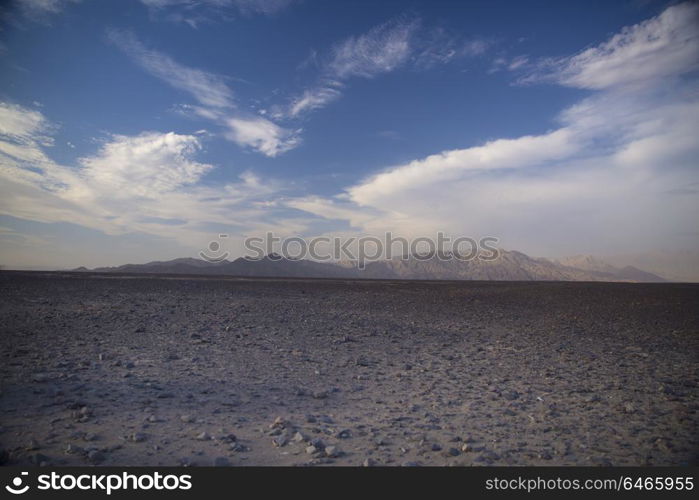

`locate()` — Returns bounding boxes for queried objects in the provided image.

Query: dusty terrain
[0,272,697,466]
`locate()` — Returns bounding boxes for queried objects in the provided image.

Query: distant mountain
[89,254,357,279]
[74,250,667,282]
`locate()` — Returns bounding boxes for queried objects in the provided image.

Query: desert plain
[0,272,697,466]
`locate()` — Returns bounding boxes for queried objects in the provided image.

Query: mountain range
[72,250,668,282]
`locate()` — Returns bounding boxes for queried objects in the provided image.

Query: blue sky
[0,0,698,275]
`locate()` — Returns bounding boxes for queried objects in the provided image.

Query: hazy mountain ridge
[75,250,667,282]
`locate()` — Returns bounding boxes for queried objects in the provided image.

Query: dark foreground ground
[0,272,697,466]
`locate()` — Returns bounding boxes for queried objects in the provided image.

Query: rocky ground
[0,272,697,466]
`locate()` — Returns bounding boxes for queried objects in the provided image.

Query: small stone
[130,432,147,442]
[269,416,287,429]
[272,433,288,447]
[444,447,461,457]
[32,373,49,383]
[461,443,472,452]
[336,429,352,439]
[196,432,211,441]
[312,390,329,400]
[180,415,194,423]
[292,432,306,442]
[430,443,442,451]
[503,391,520,401]
[363,458,376,467]
[623,403,635,413]
[219,433,237,443]
[230,443,248,453]
[309,438,325,450]
[83,432,98,442]
[305,445,318,455]
[325,445,341,458]
[26,439,40,451]
[65,444,84,455]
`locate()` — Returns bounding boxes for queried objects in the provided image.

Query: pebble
[325,446,341,458]
[65,444,84,455]
[272,434,288,447]
[196,432,211,441]
[269,416,287,429]
[309,438,325,450]
[130,433,147,442]
[180,415,194,423]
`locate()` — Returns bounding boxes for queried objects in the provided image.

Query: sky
[0,0,698,276]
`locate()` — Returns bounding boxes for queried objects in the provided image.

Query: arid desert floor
[0,272,697,466]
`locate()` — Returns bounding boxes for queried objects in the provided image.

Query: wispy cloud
[287,83,343,118]
[140,0,296,27]
[413,27,490,69]
[328,17,418,79]
[107,29,234,109]
[285,17,490,118]
[107,30,299,156]
[520,2,699,89]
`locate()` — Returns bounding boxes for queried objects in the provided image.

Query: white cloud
[348,128,577,206]
[0,102,294,247]
[224,116,300,157]
[523,2,699,89]
[77,132,213,198]
[0,101,56,172]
